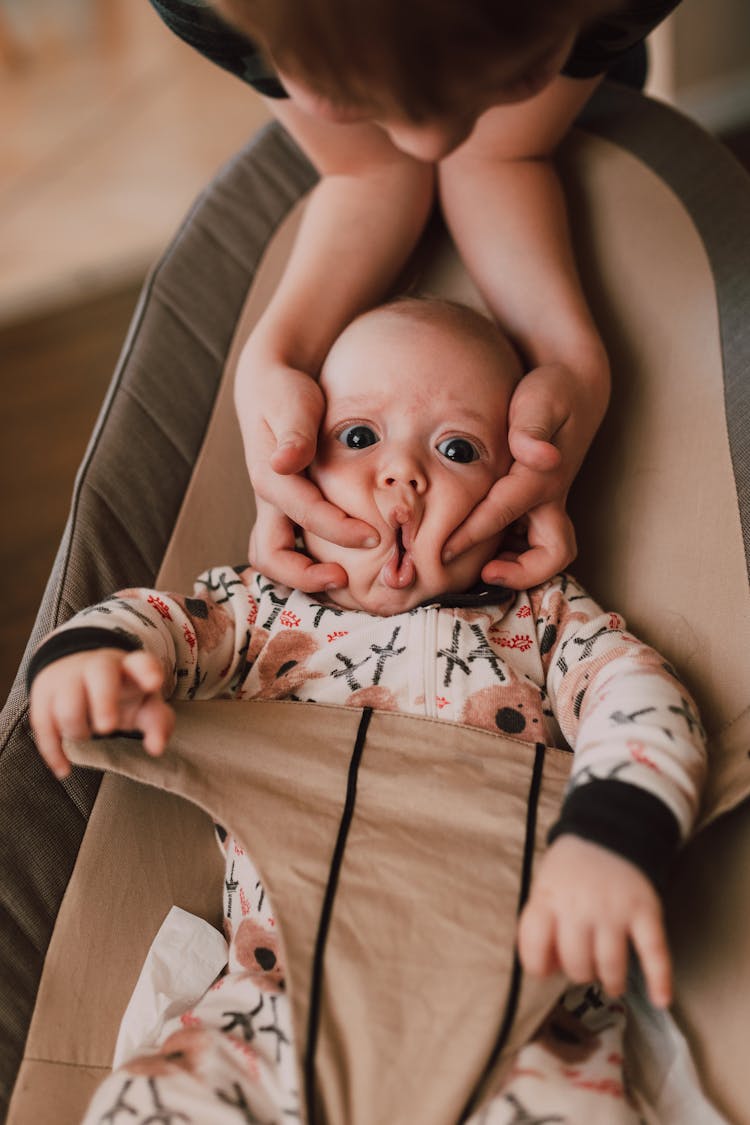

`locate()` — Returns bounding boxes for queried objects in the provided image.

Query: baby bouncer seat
[1,81,750,1124]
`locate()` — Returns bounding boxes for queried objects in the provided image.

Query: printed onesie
[29,567,706,1124]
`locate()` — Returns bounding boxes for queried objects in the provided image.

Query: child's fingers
[631,911,672,1009]
[481,504,576,590]
[593,925,628,1000]
[508,429,563,472]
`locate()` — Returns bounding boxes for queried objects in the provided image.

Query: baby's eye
[437,437,480,463]
[337,424,379,449]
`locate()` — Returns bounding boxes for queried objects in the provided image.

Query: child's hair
[214,0,621,121]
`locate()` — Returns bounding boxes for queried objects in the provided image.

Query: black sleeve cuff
[547,779,681,892]
[26,627,142,693]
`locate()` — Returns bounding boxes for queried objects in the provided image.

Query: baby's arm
[30,649,174,780]
[27,566,266,777]
[439,74,610,587]
[238,99,435,589]
[517,575,707,1007]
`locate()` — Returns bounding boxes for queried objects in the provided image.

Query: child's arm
[439,74,610,588]
[237,99,435,590]
[30,649,174,780]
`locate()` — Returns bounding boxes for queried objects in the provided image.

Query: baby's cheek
[447,533,503,588]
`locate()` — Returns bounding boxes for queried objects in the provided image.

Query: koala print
[233,917,286,993]
[461,677,551,743]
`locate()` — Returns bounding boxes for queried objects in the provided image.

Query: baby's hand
[517,836,672,1009]
[29,648,174,781]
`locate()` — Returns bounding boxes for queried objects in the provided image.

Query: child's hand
[517,836,672,1010]
[239,360,378,591]
[443,362,607,588]
[29,649,175,781]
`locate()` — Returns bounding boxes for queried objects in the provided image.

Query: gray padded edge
[0,121,316,1122]
[578,81,750,578]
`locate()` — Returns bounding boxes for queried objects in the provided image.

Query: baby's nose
[384,474,419,491]
[374,475,425,530]
[378,456,427,495]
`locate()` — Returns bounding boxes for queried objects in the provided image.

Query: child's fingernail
[363,536,379,548]
[325,582,342,592]
[443,549,455,563]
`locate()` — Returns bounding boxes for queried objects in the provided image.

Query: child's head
[215,0,619,158]
[305,298,521,615]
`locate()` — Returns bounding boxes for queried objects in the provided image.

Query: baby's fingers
[556,916,595,984]
[83,653,130,734]
[134,694,175,757]
[31,706,71,780]
[122,650,165,696]
[34,679,92,780]
[517,901,559,978]
[631,910,672,1009]
[593,925,628,1000]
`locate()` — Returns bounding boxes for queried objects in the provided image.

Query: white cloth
[112,906,228,1067]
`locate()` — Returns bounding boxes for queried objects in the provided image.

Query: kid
[29,299,706,1123]
[149,0,681,596]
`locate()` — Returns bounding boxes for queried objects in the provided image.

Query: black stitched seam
[457,741,546,1123]
[303,706,372,1124]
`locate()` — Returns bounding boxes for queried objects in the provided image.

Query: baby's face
[306,309,517,615]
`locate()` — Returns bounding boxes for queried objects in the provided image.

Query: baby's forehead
[323,307,514,379]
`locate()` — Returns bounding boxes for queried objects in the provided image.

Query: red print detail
[561,1070,624,1098]
[247,598,258,626]
[491,630,532,652]
[327,630,349,643]
[268,917,275,927]
[516,605,532,619]
[234,841,245,856]
[607,1052,625,1066]
[182,624,196,651]
[435,696,449,710]
[180,1011,201,1029]
[608,612,622,630]
[240,888,250,916]
[148,595,172,621]
[280,609,301,628]
[628,740,660,772]
[229,1037,259,1078]
[508,1065,546,1081]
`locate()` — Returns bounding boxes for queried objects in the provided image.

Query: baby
[29,298,706,1123]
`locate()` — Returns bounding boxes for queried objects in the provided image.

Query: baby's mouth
[380,525,416,590]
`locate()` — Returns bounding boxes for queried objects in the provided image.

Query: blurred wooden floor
[0,282,143,700]
[1,0,268,703]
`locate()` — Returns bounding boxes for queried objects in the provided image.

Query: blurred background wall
[1,0,749,701]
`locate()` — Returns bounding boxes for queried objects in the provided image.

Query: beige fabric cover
[8,122,750,1124]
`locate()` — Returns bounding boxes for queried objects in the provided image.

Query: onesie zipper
[422,605,439,719]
